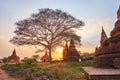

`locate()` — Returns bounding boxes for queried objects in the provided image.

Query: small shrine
[62,39,81,61]
[8,49,20,63]
[94,6,120,68]
[41,51,50,62]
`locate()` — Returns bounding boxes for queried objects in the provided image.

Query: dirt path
[0,69,18,80]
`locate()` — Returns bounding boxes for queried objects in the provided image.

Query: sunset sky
[0,0,119,59]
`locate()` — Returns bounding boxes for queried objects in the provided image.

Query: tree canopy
[10,8,84,63]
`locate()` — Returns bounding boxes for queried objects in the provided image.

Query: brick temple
[8,49,20,63]
[41,51,50,62]
[62,39,81,61]
[94,6,120,68]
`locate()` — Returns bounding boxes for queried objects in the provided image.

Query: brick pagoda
[41,51,50,62]
[63,39,81,61]
[94,6,120,68]
[8,49,20,63]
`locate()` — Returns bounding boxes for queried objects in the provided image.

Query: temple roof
[9,48,19,59]
[67,39,80,56]
[12,49,17,56]
[100,27,107,45]
[69,39,76,49]
[117,5,120,19]
[11,49,17,57]
[41,51,49,59]
[45,51,48,56]
[65,41,68,49]
[63,42,68,53]
[111,6,120,37]
[62,42,68,59]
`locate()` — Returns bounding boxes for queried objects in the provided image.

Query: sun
[52,47,63,60]
[55,47,63,53]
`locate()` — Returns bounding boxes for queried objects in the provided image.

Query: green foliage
[1,63,28,77]
[53,71,67,80]
[68,76,76,80]
[1,60,92,80]
[21,58,38,65]
[82,72,89,80]
[26,75,34,80]
[66,60,93,69]
[1,57,8,63]
[64,60,92,80]
[82,54,94,61]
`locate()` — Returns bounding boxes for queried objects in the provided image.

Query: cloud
[76,18,114,53]
[0,34,37,59]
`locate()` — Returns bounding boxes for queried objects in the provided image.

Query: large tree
[10,8,84,63]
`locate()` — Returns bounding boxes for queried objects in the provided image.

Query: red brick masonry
[84,67,120,80]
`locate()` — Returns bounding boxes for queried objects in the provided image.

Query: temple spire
[45,50,48,55]
[117,5,120,19]
[41,50,50,62]
[12,48,17,57]
[111,6,120,36]
[8,48,20,63]
[100,26,107,45]
[62,41,68,60]
[64,41,68,50]
[69,39,75,49]
[62,39,81,61]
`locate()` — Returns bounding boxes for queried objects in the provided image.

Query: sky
[0,0,120,59]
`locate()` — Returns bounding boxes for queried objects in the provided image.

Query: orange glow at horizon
[52,46,95,60]
[52,47,63,60]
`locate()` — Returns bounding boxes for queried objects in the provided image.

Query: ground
[0,60,92,80]
[0,68,18,80]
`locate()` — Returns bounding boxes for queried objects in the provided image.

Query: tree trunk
[48,46,52,64]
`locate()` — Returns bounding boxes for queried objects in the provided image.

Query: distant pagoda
[41,51,50,62]
[94,6,120,68]
[62,42,68,60]
[8,49,20,63]
[62,39,81,61]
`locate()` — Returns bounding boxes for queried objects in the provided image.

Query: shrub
[53,72,66,80]
[68,76,75,80]
[21,58,38,65]
[82,71,89,80]
[82,55,94,61]
[1,61,92,80]
[1,63,28,77]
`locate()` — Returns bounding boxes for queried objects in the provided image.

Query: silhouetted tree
[21,57,37,65]
[1,57,8,63]
[10,8,84,63]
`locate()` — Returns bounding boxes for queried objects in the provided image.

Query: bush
[1,63,28,77]
[82,55,94,61]
[21,58,38,65]
[1,61,91,80]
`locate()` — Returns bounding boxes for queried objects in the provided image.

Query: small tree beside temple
[32,55,40,61]
[10,8,84,63]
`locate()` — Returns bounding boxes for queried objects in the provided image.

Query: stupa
[62,39,81,61]
[8,49,20,63]
[62,42,69,61]
[94,6,120,68]
[41,51,50,62]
